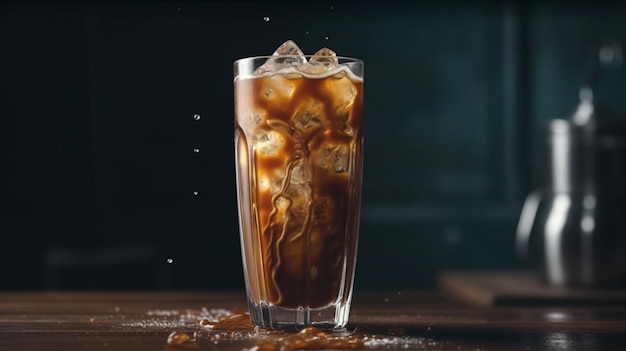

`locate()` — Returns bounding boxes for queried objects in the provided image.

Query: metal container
[516,40,626,287]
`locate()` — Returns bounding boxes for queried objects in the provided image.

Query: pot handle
[515,190,543,261]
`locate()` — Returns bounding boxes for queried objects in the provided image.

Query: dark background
[1,1,625,291]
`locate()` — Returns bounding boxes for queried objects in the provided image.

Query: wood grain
[1,290,626,350]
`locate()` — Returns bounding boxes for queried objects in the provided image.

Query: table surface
[1,290,626,350]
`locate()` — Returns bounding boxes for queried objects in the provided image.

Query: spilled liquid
[152,309,440,350]
[86,305,445,350]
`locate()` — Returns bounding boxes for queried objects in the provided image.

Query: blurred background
[1,0,625,291]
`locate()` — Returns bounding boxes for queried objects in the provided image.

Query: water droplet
[193,148,200,153]
[325,36,329,40]
[167,258,174,264]
[263,16,270,22]
[177,7,181,11]
[305,30,310,35]
[383,297,390,303]
[193,191,199,196]
[193,113,201,120]
[330,6,334,10]
[167,331,191,346]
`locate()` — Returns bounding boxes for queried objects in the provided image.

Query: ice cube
[254,130,284,156]
[316,144,333,171]
[300,48,339,74]
[289,158,310,185]
[260,75,296,101]
[255,40,307,74]
[284,181,311,224]
[327,74,356,114]
[299,48,339,75]
[247,110,265,126]
[259,171,283,194]
[310,48,338,66]
[292,98,324,139]
[275,196,290,211]
[274,39,305,56]
[315,143,350,173]
[271,170,285,193]
[333,144,349,173]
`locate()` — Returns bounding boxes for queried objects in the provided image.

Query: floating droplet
[305,30,310,34]
[193,148,200,153]
[167,258,174,264]
[330,6,334,10]
[325,36,329,40]
[193,113,201,120]
[193,191,199,196]
[177,7,181,11]
[263,16,270,22]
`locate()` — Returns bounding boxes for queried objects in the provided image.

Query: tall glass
[233,55,364,330]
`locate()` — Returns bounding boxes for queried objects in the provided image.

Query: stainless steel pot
[516,41,626,288]
[516,113,626,288]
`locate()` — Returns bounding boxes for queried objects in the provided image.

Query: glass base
[247,299,351,331]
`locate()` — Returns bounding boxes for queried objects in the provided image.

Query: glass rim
[234,55,364,65]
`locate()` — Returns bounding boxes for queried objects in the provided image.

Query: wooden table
[1,290,626,350]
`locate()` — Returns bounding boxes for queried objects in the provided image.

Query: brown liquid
[254,326,365,350]
[207,312,253,330]
[169,323,370,350]
[235,67,363,309]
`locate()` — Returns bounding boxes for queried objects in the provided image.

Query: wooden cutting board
[437,271,626,307]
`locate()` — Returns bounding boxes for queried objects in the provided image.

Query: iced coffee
[234,40,364,329]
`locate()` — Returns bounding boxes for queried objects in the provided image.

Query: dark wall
[1,1,625,290]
